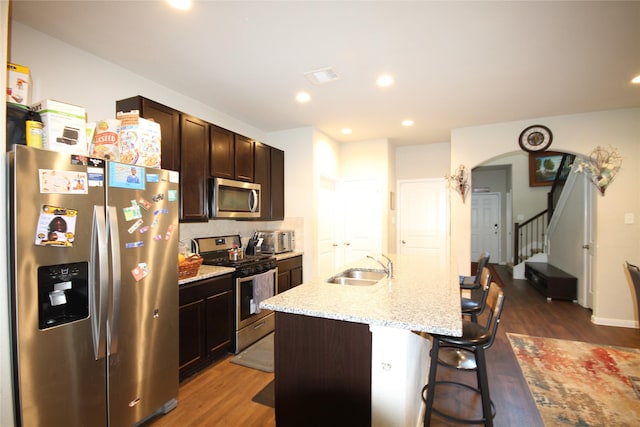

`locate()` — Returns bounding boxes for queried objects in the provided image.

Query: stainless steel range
[193,235,277,353]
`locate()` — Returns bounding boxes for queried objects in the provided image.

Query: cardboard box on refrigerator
[117,110,161,168]
[31,99,87,155]
[6,63,31,106]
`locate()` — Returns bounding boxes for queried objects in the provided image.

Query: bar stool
[439,266,493,370]
[460,252,490,290]
[422,283,505,427]
[461,266,492,322]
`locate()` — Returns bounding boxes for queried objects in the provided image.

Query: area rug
[507,333,640,426]
[252,379,275,408]
[230,332,274,372]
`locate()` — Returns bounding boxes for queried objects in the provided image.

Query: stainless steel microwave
[209,178,261,218]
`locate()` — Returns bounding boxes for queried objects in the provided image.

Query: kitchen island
[260,254,462,427]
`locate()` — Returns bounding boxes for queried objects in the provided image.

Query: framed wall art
[529,151,564,187]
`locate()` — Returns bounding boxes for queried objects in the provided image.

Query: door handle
[402,240,406,244]
[91,206,108,361]
[582,244,590,249]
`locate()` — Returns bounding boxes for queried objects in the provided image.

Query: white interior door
[337,178,382,265]
[582,176,595,308]
[397,179,448,255]
[317,177,337,279]
[471,193,501,262]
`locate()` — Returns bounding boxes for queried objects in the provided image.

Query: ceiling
[9,1,640,146]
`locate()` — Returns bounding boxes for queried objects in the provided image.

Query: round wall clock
[518,125,553,152]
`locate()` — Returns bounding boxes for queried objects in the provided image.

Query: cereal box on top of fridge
[31,99,87,155]
[7,63,31,106]
[117,110,161,168]
[89,119,121,161]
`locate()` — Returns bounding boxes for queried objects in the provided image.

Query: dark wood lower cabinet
[277,255,303,293]
[274,312,372,427]
[179,274,233,381]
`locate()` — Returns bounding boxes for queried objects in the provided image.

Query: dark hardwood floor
[146,265,640,426]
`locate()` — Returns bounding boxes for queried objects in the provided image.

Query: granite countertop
[178,265,235,285]
[178,251,303,286]
[274,251,303,261]
[260,254,462,336]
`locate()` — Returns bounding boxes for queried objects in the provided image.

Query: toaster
[257,230,295,254]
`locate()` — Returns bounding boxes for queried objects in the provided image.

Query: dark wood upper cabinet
[254,142,271,220]
[115,96,180,172]
[116,96,284,222]
[270,147,285,220]
[180,114,209,222]
[234,134,254,182]
[209,125,234,179]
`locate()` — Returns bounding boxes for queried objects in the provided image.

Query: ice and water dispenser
[37,262,89,329]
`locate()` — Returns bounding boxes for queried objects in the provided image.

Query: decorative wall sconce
[446,164,470,202]
[575,145,622,196]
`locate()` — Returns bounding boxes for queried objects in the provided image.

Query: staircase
[512,153,576,279]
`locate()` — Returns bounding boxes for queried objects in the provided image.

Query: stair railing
[547,153,576,221]
[513,153,575,266]
[513,210,548,265]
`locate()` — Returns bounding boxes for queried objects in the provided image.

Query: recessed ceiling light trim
[377,74,394,87]
[304,67,339,85]
[296,92,311,103]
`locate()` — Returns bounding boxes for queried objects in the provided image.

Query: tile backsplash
[179,217,304,253]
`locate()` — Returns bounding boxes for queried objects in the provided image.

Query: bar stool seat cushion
[461,297,481,312]
[432,320,492,347]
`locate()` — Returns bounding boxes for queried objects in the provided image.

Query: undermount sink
[326,268,387,286]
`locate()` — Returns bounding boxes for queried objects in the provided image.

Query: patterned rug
[508,333,640,426]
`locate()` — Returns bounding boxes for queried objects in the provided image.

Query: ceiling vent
[304,67,339,85]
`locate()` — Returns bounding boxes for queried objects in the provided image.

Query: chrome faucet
[367,254,393,279]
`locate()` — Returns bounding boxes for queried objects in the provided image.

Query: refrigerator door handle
[107,205,122,355]
[91,206,109,360]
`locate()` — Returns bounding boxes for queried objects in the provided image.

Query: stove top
[201,253,274,267]
[193,235,276,274]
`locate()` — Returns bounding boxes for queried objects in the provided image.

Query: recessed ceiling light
[296,92,311,103]
[304,67,339,85]
[402,119,414,127]
[632,74,640,84]
[341,128,353,135]
[167,0,192,10]
[376,74,394,87]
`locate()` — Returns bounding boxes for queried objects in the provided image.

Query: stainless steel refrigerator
[8,145,179,426]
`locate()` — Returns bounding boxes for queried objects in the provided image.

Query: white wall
[451,109,640,327]
[9,22,265,140]
[266,127,316,280]
[396,142,450,180]
[341,139,392,253]
[482,151,548,221]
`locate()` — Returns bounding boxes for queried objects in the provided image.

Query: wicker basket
[178,255,203,280]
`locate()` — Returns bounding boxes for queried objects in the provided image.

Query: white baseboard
[590,315,638,329]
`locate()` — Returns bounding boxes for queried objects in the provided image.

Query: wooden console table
[525,262,577,301]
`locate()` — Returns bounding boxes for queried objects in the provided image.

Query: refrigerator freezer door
[104,164,179,426]
[10,146,108,427]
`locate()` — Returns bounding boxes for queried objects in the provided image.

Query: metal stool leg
[475,347,493,427]
[423,338,440,427]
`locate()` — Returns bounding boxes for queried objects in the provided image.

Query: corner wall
[451,108,640,327]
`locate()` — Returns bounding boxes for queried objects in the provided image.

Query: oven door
[237,267,278,329]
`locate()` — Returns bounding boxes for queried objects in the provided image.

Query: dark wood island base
[274,312,372,427]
